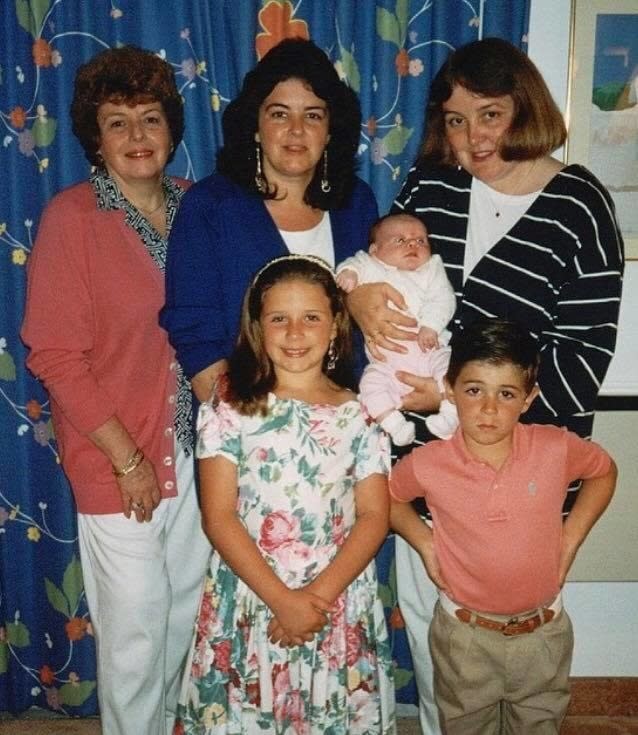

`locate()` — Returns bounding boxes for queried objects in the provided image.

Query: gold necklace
[134,194,165,218]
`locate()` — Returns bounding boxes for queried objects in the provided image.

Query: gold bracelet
[112,448,144,477]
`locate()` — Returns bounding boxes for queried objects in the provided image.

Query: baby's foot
[380,410,416,446]
[425,407,458,440]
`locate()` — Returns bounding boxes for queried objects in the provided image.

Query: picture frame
[566,0,638,259]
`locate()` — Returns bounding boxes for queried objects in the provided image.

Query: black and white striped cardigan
[393,163,624,513]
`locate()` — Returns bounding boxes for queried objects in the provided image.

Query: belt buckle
[502,613,538,636]
[501,613,520,635]
[502,619,525,636]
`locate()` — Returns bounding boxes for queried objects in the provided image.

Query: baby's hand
[417,326,439,351]
[268,589,332,646]
[336,269,359,293]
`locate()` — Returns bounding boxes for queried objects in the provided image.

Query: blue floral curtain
[0,0,529,715]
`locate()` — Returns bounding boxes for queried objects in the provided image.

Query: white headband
[251,253,336,286]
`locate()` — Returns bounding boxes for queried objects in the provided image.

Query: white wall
[528,0,638,397]
[528,0,638,676]
[528,1,572,120]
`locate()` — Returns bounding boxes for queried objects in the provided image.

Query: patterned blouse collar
[89,167,184,267]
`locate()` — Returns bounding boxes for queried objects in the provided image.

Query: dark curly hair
[227,255,355,416]
[217,38,361,210]
[420,37,566,166]
[71,45,183,167]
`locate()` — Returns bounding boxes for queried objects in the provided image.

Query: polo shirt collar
[451,422,525,466]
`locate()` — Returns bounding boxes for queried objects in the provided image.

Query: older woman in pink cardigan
[21,46,210,735]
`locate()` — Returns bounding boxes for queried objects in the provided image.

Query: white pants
[395,533,442,735]
[77,444,211,735]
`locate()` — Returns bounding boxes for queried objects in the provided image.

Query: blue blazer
[161,173,378,379]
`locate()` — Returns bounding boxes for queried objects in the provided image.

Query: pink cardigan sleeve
[22,194,116,436]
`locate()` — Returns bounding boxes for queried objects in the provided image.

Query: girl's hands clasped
[267,588,333,647]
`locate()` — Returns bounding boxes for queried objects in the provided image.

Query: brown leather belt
[454,607,555,636]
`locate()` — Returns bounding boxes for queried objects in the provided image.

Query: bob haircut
[217,38,361,210]
[226,255,355,416]
[71,45,183,167]
[420,37,567,166]
[446,318,540,394]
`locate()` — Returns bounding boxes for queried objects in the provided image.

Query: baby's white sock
[380,410,416,446]
[425,399,458,440]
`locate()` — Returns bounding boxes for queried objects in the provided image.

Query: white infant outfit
[336,250,458,444]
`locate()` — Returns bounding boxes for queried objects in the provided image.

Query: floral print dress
[175,394,396,734]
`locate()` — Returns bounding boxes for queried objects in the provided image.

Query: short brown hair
[71,45,183,167]
[446,318,540,394]
[420,38,566,166]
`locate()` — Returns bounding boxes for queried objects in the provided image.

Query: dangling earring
[255,142,267,193]
[320,149,331,193]
[326,339,337,371]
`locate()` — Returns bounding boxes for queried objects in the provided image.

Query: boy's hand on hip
[421,540,448,591]
[557,537,580,587]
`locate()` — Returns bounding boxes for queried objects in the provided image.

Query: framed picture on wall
[567,0,638,259]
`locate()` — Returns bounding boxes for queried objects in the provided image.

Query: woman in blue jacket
[161,38,379,409]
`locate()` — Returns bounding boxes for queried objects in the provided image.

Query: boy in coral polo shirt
[389,318,617,735]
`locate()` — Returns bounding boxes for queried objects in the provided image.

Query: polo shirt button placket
[487,480,508,522]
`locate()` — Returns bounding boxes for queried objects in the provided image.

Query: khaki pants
[429,601,573,735]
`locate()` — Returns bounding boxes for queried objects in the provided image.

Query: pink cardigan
[22,181,186,514]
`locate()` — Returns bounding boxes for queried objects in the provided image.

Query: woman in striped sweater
[359,38,624,733]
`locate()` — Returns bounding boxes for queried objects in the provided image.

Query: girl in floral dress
[175,255,396,734]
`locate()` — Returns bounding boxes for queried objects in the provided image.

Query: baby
[337,213,457,445]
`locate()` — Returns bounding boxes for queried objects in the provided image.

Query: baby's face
[370,216,431,271]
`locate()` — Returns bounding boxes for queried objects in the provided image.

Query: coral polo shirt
[390,423,611,614]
